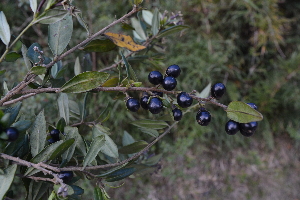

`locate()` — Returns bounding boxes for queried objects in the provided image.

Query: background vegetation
[1,0,300,199]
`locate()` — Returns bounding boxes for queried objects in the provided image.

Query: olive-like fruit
[247,103,258,110]
[166,64,181,78]
[172,108,183,121]
[162,76,177,91]
[50,129,60,141]
[239,121,258,137]
[148,71,163,85]
[225,120,239,135]
[58,171,74,183]
[211,83,226,99]
[126,98,140,112]
[196,109,211,126]
[140,95,149,110]
[5,127,19,142]
[148,97,163,114]
[177,92,193,108]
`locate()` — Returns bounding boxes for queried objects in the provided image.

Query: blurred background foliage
[1,0,300,199]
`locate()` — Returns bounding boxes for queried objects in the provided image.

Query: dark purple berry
[48,138,59,144]
[211,83,226,99]
[148,71,163,85]
[148,97,163,114]
[247,103,258,110]
[225,120,239,135]
[126,98,140,112]
[140,95,149,110]
[240,129,254,137]
[162,76,177,91]
[152,91,163,97]
[239,121,258,137]
[58,171,73,183]
[50,129,60,141]
[166,64,181,78]
[5,127,19,142]
[172,108,182,121]
[177,92,193,108]
[196,109,211,126]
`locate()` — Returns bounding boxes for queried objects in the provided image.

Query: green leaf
[80,92,89,121]
[93,187,105,200]
[151,8,160,35]
[11,120,32,132]
[138,127,159,137]
[134,0,143,5]
[0,11,11,46]
[131,119,169,129]
[2,102,22,127]
[143,154,162,166]
[0,164,17,200]
[57,93,69,125]
[142,10,153,26]
[226,101,264,123]
[45,0,56,10]
[51,60,64,79]
[5,52,22,62]
[34,9,68,24]
[75,12,89,35]
[196,83,211,98]
[121,23,135,30]
[157,25,189,38]
[121,52,138,82]
[83,135,105,168]
[61,71,110,93]
[21,44,31,70]
[56,117,66,133]
[48,14,73,55]
[82,39,116,53]
[131,17,147,41]
[122,131,135,146]
[0,70,5,76]
[74,57,81,76]
[30,66,47,75]
[29,0,37,13]
[48,138,75,160]
[29,109,47,157]
[105,168,136,182]
[26,43,44,64]
[70,185,84,196]
[96,163,128,178]
[27,181,50,200]
[118,141,148,154]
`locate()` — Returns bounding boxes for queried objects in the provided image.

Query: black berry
[48,138,59,144]
[225,120,239,135]
[247,103,258,110]
[148,71,163,85]
[148,97,163,114]
[196,109,211,126]
[177,92,193,108]
[172,108,182,121]
[126,98,140,112]
[162,76,177,91]
[50,129,60,141]
[166,64,181,78]
[239,121,258,137]
[140,95,149,110]
[58,171,74,183]
[5,127,19,142]
[211,83,226,99]
[152,91,163,97]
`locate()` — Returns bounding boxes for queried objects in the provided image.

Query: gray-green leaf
[82,39,116,53]
[30,66,47,75]
[0,164,17,200]
[60,71,110,93]
[142,10,153,26]
[34,9,68,24]
[29,0,37,13]
[118,141,148,154]
[131,119,169,129]
[226,101,263,123]
[83,135,105,168]
[57,93,69,125]
[151,8,160,36]
[0,11,11,46]
[5,52,22,62]
[157,25,189,39]
[138,127,159,137]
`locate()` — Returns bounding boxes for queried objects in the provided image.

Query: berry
[148,97,163,114]
[140,95,149,110]
[172,108,182,121]
[247,103,258,110]
[5,127,19,142]
[211,83,226,99]
[196,109,211,126]
[152,91,163,97]
[162,76,177,91]
[58,171,73,183]
[239,121,258,137]
[50,129,60,141]
[166,64,181,78]
[48,138,58,144]
[126,98,140,112]
[177,92,193,108]
[225,120,239,135]
[148,71,163,85]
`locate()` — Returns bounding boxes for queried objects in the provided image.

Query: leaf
[104,32,146,52]
[80,92,89,121]
[121,23,135,30]
[120,52,138,82]
[48,138,75,160]
[45,0,57,10]
[138,127,159,137]
[2,102,22,127]
[70,185,84,196]
[21,44,31,70]
[74,57,81,76]
[0,70,5,76]
[131,17,147,41]
[144,154,162,166]
[105,168,136,182]
[93,187,105,200]
[157,25,189,38]
[57,93,70,125]
[118,141,148,154]
[82,39,116,53]
[29,0,37,13]
[29,110,47,157]
[122,131,135,146]
[11,120,32,132]
[83,135,105,168]
[27,181,50,200]
[151,8,160,35]
[96,163,128,178]
[56,117,66,133]
[5,52,22,62]
[226,101,264,123]
[61,71,110,93]
[75,12,89,35]
[131,119,169,129]
[101,77,119,87]
[92,125,119,158]
[34,9,68,24]
[30,66,47,75]
[196,83,211,98]
[50,60,63,79]
[26,43,44,64]
[48,14,73,55]
[0,164,17,200]
[142,10,153,26]
[0,11,11,46]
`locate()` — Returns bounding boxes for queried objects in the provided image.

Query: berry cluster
[225,103,259,137]
[48,129,61,144]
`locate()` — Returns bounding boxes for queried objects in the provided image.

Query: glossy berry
[247,103,258,110]
[172,108,182,121]
[148,97,163,114]
[166,64,181,78]
[140,95,150,110]
[225,120,239,135]
[5,127,19,142]
[211,83,226,99]
[240,129,254,137]
[152,91,163,97]
[239,121,258,137]
[126,98,140,112]
[48,138,58,144]
[196,109,211,126]
[50,129,60,141]
[162,76,177,91]
[177,92,193,108]
[58,171,73,183]
[148,71,163,85]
